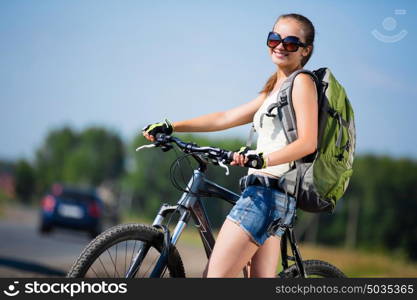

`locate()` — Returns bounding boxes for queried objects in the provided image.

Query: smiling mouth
[273,51,289,58]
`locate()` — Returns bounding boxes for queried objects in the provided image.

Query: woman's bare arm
[266,73,318,166]
[172,92,267,132]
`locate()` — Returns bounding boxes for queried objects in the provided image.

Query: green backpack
[250,68,356,213]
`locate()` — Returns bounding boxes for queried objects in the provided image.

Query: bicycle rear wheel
[67,223,185,278]
[279,260,346,278]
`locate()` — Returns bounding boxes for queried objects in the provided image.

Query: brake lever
[218,160,230,176]
[136,144,156,152]
[136,133,170,152]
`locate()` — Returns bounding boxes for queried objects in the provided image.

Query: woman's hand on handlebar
[230,146,267,169]
[230,146,249,167]
[142,119,174,142]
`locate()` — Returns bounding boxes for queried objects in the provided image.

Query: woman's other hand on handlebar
[142,119,173,142]
[230,146,250,167]
[229,147,267,169]
[143,131,155,142]
[230,152,249,167]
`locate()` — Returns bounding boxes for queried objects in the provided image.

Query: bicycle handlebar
[156,133,234,162]
[137,133,264,172]
[136,133,236,174]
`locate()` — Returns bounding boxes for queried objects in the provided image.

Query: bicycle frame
[125,160,306,278]
[154,169,240,258]
[125,168,241,278]
[280,226,307,278]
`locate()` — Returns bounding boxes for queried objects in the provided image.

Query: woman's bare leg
[202,218,259,278]
[249,235,281,277]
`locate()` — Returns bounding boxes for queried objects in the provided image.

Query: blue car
[39,185,103,238]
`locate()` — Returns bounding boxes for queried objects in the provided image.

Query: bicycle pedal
[287,256,295,261]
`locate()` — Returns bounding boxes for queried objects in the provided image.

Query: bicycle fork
[124,204,190,278]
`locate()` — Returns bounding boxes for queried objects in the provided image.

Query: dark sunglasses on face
[266,31,307,52]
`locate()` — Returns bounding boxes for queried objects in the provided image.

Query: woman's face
[268,18,311,69]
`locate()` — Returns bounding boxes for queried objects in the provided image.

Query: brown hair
[259,13,315,95]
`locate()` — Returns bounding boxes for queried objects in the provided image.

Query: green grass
[300,243,417,277]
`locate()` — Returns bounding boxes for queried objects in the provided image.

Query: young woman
[142,13,318,278]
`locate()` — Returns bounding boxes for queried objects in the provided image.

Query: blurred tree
[0,160,16,199]
[316,154,417,260]
[15,159,36,203]
[36,126,78,191]
[63,127,124,185]
[36,126,124,191]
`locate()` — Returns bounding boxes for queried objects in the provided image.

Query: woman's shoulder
[292,72,317,93]
[293,72,316,85]
[291,72,318,108]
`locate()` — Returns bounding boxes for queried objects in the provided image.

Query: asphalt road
[0,205,92,277]
[0,205,208,278]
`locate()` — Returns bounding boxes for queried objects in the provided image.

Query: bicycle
[67,134,346,278]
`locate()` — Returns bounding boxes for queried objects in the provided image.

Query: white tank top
[247,90,292,178]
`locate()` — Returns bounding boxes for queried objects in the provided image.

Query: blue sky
[1,0,416,160]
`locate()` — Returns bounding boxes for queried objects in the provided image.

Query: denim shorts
[226,185,296,246]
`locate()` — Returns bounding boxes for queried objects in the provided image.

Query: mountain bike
[67,134,346,278]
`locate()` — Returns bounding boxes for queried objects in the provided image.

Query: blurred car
[39,185,103,238]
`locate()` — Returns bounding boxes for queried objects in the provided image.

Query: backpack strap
[276,69,320,143]
[275,69,320,199]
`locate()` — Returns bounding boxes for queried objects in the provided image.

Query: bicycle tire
[279,259,346,278]
[67,223,185,278]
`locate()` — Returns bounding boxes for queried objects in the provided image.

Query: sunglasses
[266,31,307,52]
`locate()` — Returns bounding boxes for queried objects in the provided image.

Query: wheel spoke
[124,240,127,276]
[130,241,137,268]
[90,265,99,278]
[98,256,110,278]
[106,249,121,278]
[161,266,168,277]
[140,248,159,278]
[114,244,118,277]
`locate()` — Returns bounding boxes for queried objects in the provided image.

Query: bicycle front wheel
[67,223,185,278]
[279,260,346,278]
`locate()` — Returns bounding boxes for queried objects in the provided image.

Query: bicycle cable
[170,147,198,195]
